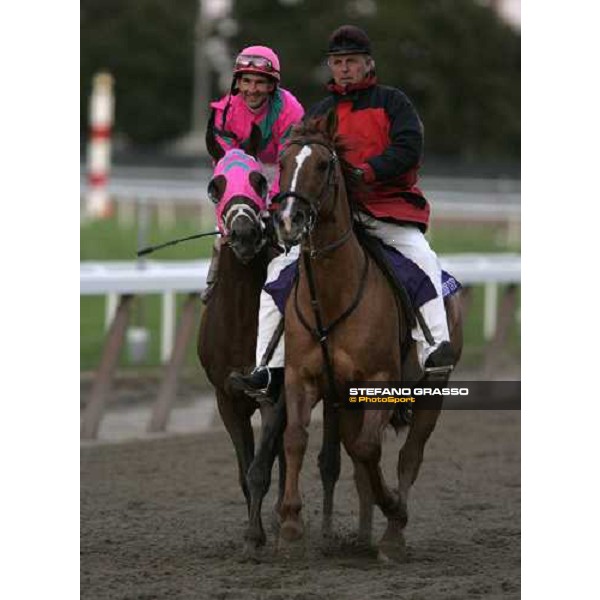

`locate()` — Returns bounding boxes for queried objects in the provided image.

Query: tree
[81,0,196,145]
[232,0,520,161]
[80,0,520,160]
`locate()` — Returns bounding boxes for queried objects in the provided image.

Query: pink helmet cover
[234,45,281,81]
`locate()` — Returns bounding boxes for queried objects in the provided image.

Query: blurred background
[80,0,520,439]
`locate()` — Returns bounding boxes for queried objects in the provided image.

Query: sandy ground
[81,409,520,599]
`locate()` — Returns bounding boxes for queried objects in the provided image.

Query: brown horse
[197,126,287,555]
[273,113,463,561]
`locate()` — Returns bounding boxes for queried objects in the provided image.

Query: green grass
[80,214,217,261]
[81,215,520,375]
[427,220,520,254]
[81,214,216,372]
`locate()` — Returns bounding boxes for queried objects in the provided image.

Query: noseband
[222,200,267,248]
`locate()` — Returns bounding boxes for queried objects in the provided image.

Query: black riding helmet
[327,25,372,55]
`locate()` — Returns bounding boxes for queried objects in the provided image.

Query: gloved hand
[354,163,376,184]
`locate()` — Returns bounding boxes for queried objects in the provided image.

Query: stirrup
[424,364,454,376]
[422,364,454,384]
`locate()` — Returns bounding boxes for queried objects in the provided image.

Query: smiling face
[327,53,372,86]
[236,73,276,109]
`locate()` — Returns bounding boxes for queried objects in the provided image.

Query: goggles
[234,55,279,73]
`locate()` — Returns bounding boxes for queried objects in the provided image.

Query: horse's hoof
[242,540,264,563]
[279,519,304,543]
[377,537,408,564]
[242,526,266,562]
[277,527,307,559]
[377,547,408,564]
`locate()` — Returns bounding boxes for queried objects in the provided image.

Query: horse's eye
[207,176,225,204]
[249,171,268,199]
[207,185,219,204]
[317,159,329,172]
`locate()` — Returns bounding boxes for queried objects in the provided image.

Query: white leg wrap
[255,245,300,368]
[359,212,450,368]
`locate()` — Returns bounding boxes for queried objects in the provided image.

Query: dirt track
[81,410,520,599]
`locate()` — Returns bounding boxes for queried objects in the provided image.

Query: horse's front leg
[376,405,442,563]
[396,407,441,525]
[215,389,255,510]
[342,407,407,561]
[279,376,317,544]
[318,399,340,537]
[243,390,287,555]
[353,460,374,545]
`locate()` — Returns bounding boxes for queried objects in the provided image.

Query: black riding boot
[229,366,284,402]
[422,341,455,382]
[200,237,221,305]
[397,341,456,427]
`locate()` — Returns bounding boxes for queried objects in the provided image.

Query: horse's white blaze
[290,145,312,192]
[280,197,296,234]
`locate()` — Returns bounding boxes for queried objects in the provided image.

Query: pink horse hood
[212,150,268,235]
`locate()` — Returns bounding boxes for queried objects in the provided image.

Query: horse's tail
[353,220,415,353]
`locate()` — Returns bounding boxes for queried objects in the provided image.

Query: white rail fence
[81,254,520,361]
[80,254,520,440]
[80,173,521,234]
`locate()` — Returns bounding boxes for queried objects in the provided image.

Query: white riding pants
[256,215,449,370]
[358,212,449,367]
[256,245,300,368]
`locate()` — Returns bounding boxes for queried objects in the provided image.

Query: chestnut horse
[197,125,286,555]
[273,113,463,561]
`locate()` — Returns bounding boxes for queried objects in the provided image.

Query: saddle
[264,224,461,330]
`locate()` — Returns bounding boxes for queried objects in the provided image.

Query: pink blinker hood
[211,149,267,235]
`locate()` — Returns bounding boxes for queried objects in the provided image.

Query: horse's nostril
[230,229,238,241]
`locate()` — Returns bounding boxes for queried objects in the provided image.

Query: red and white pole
[86,72,114,218]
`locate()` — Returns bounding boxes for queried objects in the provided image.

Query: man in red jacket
[308,24,454,374]
[232,25,454,396]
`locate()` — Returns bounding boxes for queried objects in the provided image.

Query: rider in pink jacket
[209,45,304,197]
[202,46,305,302]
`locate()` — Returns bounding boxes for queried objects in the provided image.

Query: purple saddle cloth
[264,245,462,315]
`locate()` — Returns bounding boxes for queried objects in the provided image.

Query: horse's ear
[205,112,225,162]
[325,108,338,139]
[245,123,263,159]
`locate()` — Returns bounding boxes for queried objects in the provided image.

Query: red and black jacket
[307,76,430,230]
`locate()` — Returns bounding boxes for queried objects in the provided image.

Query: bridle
[220,197,268,254]
[273,139,353,258]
